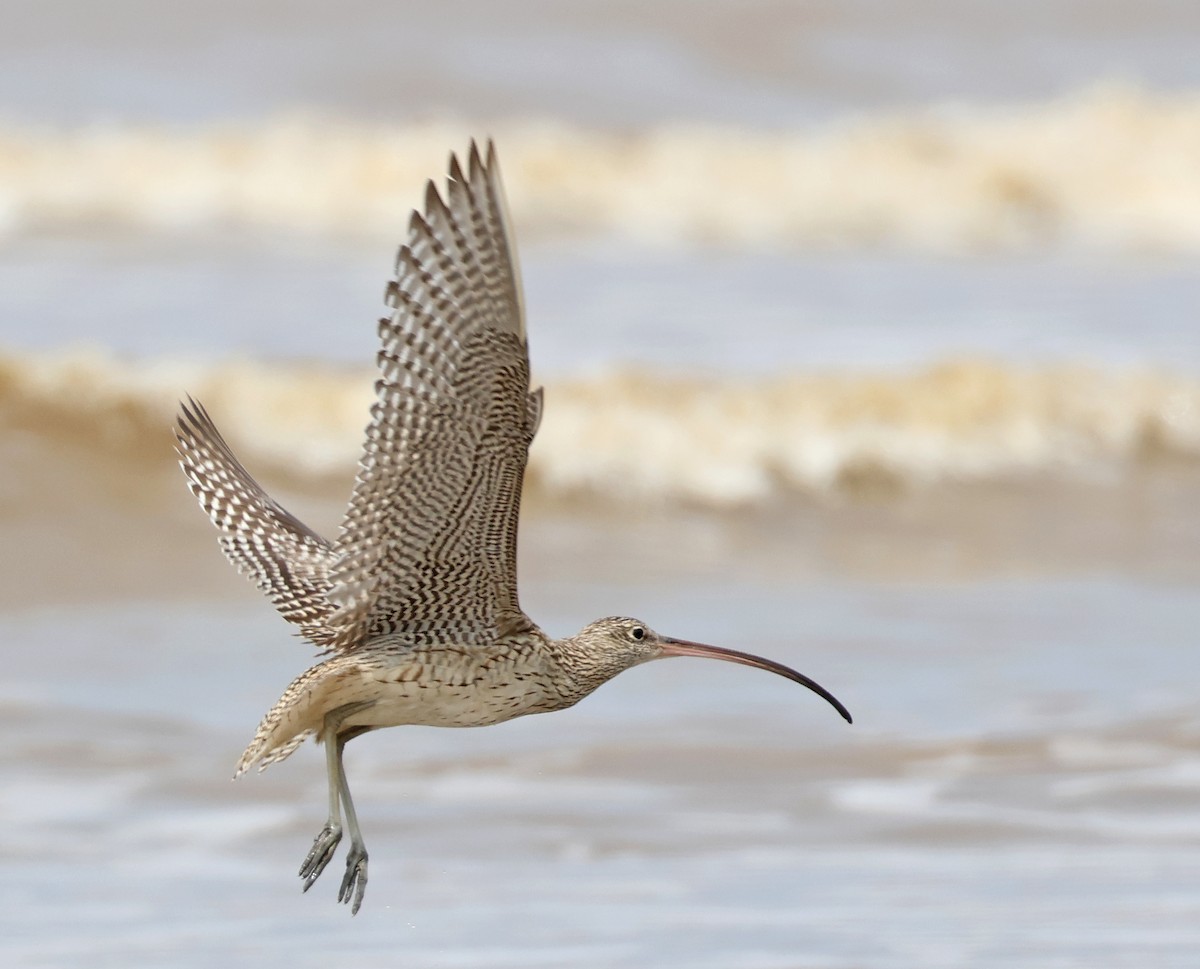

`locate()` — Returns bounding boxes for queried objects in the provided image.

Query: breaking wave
[3,348,1199,506]
[3,85,1200,253]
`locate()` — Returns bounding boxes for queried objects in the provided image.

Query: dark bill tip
[659,637,853,724]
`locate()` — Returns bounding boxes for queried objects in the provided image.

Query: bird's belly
[342,663,566,730]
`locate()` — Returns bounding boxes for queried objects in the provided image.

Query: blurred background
[2,2,1198,966]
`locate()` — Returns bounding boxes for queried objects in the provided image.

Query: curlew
[176,141,851,915]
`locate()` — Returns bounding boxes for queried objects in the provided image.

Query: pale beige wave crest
[2,85,1199,252]
[3,348,1198,506]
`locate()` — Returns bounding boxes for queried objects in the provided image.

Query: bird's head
[562,616,852,723]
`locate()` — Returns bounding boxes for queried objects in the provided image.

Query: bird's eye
[630,626,645,641]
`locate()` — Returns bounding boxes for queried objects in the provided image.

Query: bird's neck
[541,635,626,706]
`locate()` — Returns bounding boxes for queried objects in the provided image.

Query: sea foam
[1,86,1199,253]
[3,348,1198,506]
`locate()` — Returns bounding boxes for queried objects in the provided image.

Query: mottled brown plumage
[176,141,851,916]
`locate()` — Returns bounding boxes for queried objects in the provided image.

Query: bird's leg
[298,718,345,891]
[334,735,369,915]
[298,702,373,895]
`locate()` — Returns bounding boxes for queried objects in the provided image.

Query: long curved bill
[660,637,852,724]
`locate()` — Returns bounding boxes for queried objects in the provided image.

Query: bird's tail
[234,658,349,776]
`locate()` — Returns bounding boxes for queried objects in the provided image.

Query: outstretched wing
[175,397,344,648]
[327,140,539,651]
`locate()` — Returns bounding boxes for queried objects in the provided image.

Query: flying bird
[176,141,851,915]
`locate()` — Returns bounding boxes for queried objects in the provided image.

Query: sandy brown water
[3,420,1199,966]
[7,421,1200,609]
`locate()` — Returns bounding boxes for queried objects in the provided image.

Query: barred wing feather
[328,140,539,651]
[175,398,343,647]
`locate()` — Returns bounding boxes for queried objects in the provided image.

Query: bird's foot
[299,822,342,892]
[338,843,368,915]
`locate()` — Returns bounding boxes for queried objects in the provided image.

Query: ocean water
[2,2,1200,967]
[4,557,1200,968]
